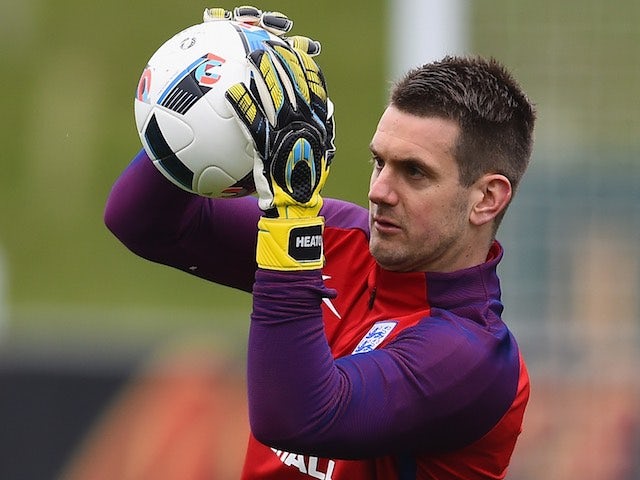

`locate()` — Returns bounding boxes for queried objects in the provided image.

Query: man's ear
[469,174,512,227]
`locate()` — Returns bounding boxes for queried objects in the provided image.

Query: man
[105,8,536,479]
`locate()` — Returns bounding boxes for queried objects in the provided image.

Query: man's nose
[368,167,398,206]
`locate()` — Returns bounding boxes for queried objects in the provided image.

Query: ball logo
[179,37,196,50]
[157,53,228,115]
[195,53,226,87]
[136,68,152,103]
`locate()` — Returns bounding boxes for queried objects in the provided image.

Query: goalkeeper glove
[203,5,322,56]
[225,41,335,271]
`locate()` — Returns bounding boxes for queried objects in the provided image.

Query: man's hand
[226,41,335,270]
[203,5,321,56]
[226,41,334,218]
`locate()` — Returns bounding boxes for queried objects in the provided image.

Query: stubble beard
[369,230,412,272]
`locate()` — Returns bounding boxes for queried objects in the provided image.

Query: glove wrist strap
[257,217,324,271]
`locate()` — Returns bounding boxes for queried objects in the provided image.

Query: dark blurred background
[1,1,639,478]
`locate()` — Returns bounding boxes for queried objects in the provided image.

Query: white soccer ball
[134,20,281,197]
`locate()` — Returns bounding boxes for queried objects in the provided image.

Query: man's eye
[369,156,383,169]
[406,164,425,178]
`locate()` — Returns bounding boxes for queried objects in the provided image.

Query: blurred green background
[1,0,639,339]
[1,1,640,478]
[0,0,638,339]
[0,0,391,342]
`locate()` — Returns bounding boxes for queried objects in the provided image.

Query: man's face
[368,106,477,273]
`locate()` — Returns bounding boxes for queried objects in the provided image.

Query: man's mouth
[372,214,401,233]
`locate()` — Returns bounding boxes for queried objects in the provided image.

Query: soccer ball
[134,20,281,197]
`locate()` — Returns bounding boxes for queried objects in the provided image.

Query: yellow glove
[225,41,335,270]
[203,6,321,56]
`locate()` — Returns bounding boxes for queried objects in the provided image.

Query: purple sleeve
[248,270,519,458]
[104,149,262,291]
[104,150,365,291]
